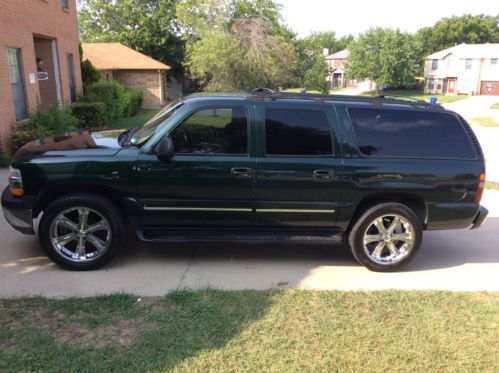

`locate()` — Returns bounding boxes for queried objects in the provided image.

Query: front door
[253,103,343,229]
[446,78,457,94]
[136,105,256,229]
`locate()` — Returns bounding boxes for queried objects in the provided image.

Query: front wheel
[348,203,423,272]
[39,193,124,270]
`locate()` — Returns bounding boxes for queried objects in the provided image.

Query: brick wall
[113,70,166,108]
[0,0,82,154]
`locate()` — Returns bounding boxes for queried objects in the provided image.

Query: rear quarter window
[347,107,476,159]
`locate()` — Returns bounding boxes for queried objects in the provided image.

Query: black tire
[348,203,423,272]
[39,193,125,270]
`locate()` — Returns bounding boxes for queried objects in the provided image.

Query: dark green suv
[1,90,488,271]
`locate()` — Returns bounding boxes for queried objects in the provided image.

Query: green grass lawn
[106,108,161,130]
[469,117,499,127]
[1,289,497,372]
[486,181,499,190]
[360,90,466,104]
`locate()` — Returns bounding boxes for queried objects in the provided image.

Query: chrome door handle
[313,170,334,181]
[231,167,252,178]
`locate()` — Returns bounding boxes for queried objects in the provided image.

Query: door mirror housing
[155,137,174,160]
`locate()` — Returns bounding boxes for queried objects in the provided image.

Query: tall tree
[78,0,185,77]
[188,17,297,90]
[346,28,420,93]
[416,14,499,57]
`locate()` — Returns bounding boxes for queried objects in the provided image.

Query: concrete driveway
[443,96,499,182]
[0,168,498,297]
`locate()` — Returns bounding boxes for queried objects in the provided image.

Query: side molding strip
[144,206,335,214]
[144,206,252,212]
[256,209,336,213]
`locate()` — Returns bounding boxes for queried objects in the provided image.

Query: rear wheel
[348,203,423,272]
[39,193,124,270]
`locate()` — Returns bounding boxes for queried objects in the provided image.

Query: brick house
[0,0,83,153]
[82,43,171,108]
[325,49,374,91]
[424,43,499,96]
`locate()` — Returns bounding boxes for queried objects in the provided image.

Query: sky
[277,0,499,37]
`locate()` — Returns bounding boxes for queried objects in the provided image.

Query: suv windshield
[130,100,182,146]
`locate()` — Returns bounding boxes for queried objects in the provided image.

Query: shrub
[0,154,10,167]
[123,89,143,117]
[81,59,101,94]
[70,102,107,129]
[29,106,79,134]
[10,106,78,152]
[85,81,125,119]
[10,127,48,153]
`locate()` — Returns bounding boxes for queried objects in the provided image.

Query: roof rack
[245,88,443,110]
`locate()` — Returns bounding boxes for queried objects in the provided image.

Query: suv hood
[13,129,124,162]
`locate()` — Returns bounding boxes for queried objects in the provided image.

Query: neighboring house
[424,43,499,96]
[325,49,374,91]
[82,43,171,108]
[0,0,82,153]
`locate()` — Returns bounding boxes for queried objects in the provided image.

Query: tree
[293,32,353,88]
[188,17,297,90]
[78,0,185,77]
[346,28,420,93]
[303,55,329,94]
[415,14,499,57]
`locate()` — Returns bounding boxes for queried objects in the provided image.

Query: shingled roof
[82,43,170,70]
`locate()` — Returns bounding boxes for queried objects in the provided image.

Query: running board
[136,228,344,245]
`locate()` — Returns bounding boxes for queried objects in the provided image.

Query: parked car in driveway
[1,89,488,271]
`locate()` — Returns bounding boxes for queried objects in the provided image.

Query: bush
[29,106,79,134]
[0,154,10,167]
[85,81,125,119]
[81,59,101,94]
[10,106,78,152]
[10,127,48,153]
[70,102,107,129]
[123,89,143,117]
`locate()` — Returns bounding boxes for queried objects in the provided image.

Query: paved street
[0,167,498,297]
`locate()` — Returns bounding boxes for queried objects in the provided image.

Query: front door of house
[447,78,457,94]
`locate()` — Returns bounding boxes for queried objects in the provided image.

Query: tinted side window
[348,107,475,159]
[172,107,248,155]
[265,109,333,156]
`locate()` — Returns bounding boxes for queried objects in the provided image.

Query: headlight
[8,167,24,197]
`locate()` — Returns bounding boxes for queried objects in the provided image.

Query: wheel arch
[33,184,129,223]
[347,192,428,233]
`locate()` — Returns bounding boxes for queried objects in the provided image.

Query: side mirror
[155,137,174,160]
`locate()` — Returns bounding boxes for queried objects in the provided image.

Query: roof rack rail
[244,88,443,109]
[374,94,427,104]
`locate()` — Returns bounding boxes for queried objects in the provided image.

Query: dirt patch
[2,306,153,349]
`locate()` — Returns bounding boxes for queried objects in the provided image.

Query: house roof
[81,43,171,70]
[425,43,499,60]
[325,49,349,60]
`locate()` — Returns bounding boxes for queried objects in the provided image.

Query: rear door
[253,102,343,228]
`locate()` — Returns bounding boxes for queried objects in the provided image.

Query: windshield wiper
[118,127,138,146]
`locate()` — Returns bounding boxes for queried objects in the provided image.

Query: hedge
[85,81,125,120]
[71,102,107,129]
[123,88,143,117]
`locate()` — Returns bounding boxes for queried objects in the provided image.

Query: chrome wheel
[362,214,415,265]
[49,207,111,263]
